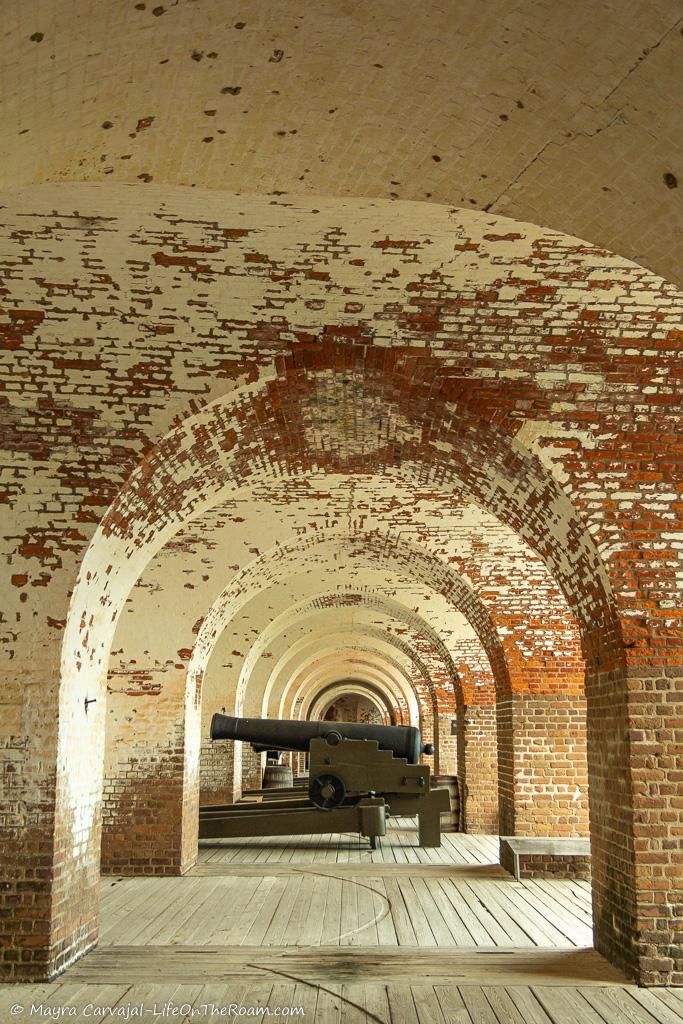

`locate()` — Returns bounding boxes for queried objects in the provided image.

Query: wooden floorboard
[195,825,499,869]
[100,869,593,949]
[62,944,630,987]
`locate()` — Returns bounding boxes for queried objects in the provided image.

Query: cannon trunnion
[199,715,450,849]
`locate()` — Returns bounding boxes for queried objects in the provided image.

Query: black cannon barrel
[210,714,427,764]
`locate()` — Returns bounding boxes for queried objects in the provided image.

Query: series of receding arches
[82,345,604,940]
[2,180,678,985]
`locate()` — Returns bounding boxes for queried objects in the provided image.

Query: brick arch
[191,531,479,712]
[260,621,451,776]
[213,607,450,792]
[234,591,458,722]
[307,680,399,726]
[277,645,420,727]
[54,349,616,980]
[3,182,680,984]
[274,627,435,726]
[65,345,617,699]
[279,643,428,728]
[249,597,456,777]
[270,669,407,788]
[192,528,504,704]
[189,526,583,711]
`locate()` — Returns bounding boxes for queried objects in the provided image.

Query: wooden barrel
[262,764,294,790]
[431,774,460,832]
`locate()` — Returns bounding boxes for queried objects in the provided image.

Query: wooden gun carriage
[199,715,450,848]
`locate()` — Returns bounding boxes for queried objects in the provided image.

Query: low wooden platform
[2,825,681,1023]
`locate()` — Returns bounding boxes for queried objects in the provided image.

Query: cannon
[199,714,451,849]
[210,714,429,763]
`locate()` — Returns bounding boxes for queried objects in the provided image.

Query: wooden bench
[500,836,591,880]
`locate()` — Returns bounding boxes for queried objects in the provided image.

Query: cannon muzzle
[210,714,428,764]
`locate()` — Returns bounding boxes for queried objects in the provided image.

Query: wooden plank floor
[2,825,681,1023]
[65,944,627,986]
[96,825,594,950]
[95,872,596,948]
[197,821,502,866]
[3,977,683,1024]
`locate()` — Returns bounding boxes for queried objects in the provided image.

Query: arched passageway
[2,187,680,990]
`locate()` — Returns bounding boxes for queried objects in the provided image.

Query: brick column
[0,731,58,981]
[100,671,199,876]
[437,713,458,774]
[588,659,683,986]
[241,744,264,790]
[1,639,105,983]
[199,732,237,805]
[457,703,499,833]
[199,692,239,806]
[496,693,589,838]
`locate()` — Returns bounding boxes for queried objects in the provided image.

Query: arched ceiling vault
[192,558,470,716]
[309,683,396,725]
[229,592,460,711]
[182,530,513,708]
[298,670,409,726]
[284,648,440,734]
[277,644,417,703]
[309,677,398,716]
[110,480,572,721]
[24,189,676,800]
[2,2,681,283]
[193,550,477,654]
[200,625,435,732]
[6,188,674,708]
[280,645,422,725]
[74,332,612,707]
[268,630,429,725]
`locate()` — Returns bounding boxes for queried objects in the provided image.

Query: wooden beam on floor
[63,944,630,988]
[186,862,509,878]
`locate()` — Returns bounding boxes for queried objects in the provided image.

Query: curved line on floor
[291,866,394,944]
[245,961,388,1024]
[244,864,398,1019]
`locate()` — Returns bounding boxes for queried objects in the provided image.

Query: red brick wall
[0,742,57,979]
[241,744,265,792]
[101,735,188,875]
[100,667,198,876]
[437,714,458,776]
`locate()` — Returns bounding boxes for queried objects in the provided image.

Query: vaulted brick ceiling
[1,0,681,284]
